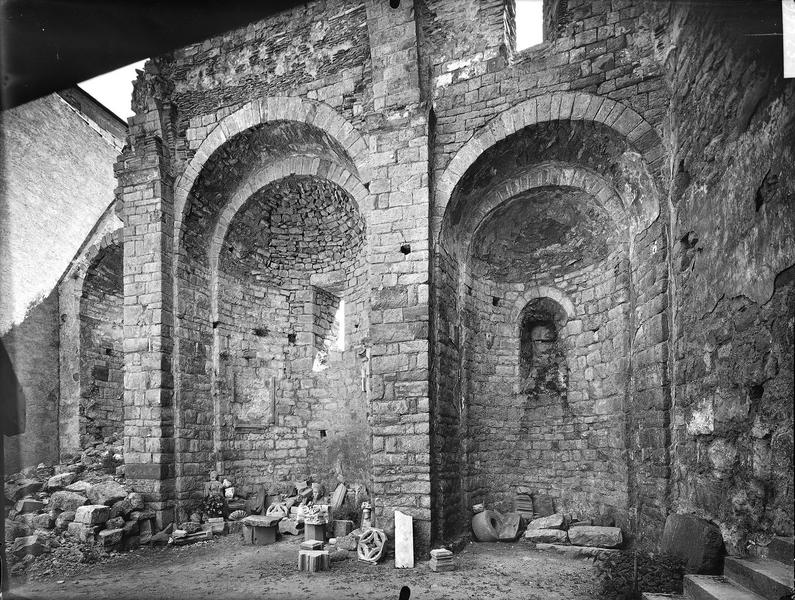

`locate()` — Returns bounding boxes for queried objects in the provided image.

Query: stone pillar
[628,219,671,547]
[365,0,432,551]
[116,74,177,528]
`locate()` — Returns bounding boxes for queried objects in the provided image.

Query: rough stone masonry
[3,0,793,558]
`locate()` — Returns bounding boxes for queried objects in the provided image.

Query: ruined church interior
[1,0,793,598]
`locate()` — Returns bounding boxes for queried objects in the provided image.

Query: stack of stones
[429,548,454,572]
[523,512,624,554]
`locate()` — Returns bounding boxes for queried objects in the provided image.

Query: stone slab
[535,543,621,560]
[394,510,414,568]
[524,528,568,543]
[567,525,623,548]
[527,513,564,530]
[498,512,523,541]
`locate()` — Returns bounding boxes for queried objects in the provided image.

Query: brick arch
[435,92,664,242]
[208,158,369,320]
[510,285,576,327]
[455,162,627,263]
[173,96,371,249]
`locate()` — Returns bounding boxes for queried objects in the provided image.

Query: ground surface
[9,534,599,599]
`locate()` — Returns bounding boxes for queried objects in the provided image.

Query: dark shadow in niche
[518,297,569,404]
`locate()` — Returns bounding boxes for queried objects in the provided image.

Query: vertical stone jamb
[58,275,81,457]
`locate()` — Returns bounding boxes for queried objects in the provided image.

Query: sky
[516,0,544,51]
[77,59,147,121]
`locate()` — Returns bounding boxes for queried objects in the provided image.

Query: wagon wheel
[357,528,387,563]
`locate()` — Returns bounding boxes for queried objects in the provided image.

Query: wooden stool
[241,515,280,545]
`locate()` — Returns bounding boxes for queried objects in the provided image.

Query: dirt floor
[8,534,600,600]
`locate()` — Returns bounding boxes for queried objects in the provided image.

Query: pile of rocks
[4,455,159,576]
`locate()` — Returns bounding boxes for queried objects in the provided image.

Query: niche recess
[518,297,568,399]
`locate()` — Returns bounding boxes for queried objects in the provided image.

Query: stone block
[75,504,111,526]
[525,528,568,544]
[11,535,42,557]
[533,494,555,516]
[110,499,133,519]
[279,518,301,536]
[49,490,88,512]
[98,528,123,547]
[139,519,153,543]
[567,526,623,548]
[87,481,127,506]
[15,499,45,514]
[660,514,724,574]
[105,516,125,530]
[32,513,55,529]
[127,492,145,510]
[65,481,93,494]
[242,517,278,545]
[67,521,98,543]
[5,479,42,502]
[298,549,329,572]
[498,512,523,542]
[305,522,326,543]
[527,513,564,530]
[332,519,354,538]
[45,472,76,490]
[55,510,76,529]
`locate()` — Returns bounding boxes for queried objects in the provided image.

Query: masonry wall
[665,4,795,554]
[0,91,123,335]
[79,244,124,445]
[463,247,631,523]
[2,290,60,473]
[212,175,370,495]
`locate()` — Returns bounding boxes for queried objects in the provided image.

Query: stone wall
[2,88,124,473]
[213,175,369,494]
[665,4,795,554]
[107,0,793,556]
[79,243,124,445]
[1,290,60,473]
[0,90,123,335]
[463,245,631,523]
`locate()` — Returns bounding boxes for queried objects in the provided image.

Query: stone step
[642,594,684,600]
[683,575,765,600]
[767,537,794,566]
[724,556,794,600]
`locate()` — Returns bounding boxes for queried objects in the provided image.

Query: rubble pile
[3,445,157,577]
